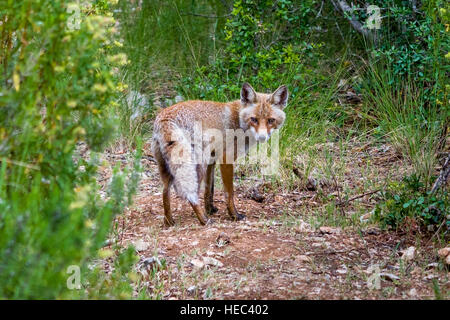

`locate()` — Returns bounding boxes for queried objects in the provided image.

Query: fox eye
[250,117,258,124]
[268,118,275,124]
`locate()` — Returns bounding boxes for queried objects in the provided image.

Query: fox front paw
[235,213,246,221]
[206,205,219,215]
[164,218,175,227]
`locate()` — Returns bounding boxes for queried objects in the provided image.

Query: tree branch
[431,153,450,193]
[330,0,377,43]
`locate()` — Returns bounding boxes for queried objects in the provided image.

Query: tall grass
[362,65,443,186]
[113,0,228,145]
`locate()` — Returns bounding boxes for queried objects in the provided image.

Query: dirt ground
[98,143,449,300]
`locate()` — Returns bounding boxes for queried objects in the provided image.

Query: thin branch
[336,189,381,206]
[431,153,450,194]
[330,0,377,43]
[316,1,324,18]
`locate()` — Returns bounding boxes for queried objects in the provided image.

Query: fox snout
[256,132,269,142]
[250,126,270,142]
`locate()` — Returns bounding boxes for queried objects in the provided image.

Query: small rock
[140,256,161,269]
[359,212,372,223]
[203,257,223,267]
[187,285,197,294]
[408,288,418,297]
[190,258,204,269]
[133,239,150,252]
[319,226,341,235]
[336,268,347,275]
[401,246,416,262]
[175,95,184,103]
[363,227,380,235]
[425,262,439,270]
[137,256,162,276]
[423,274,437,280]
[216,232,230,247]
[438,247,450,258]
[379,273,400,282]
[248,187,265,203]
[295,255,311,263]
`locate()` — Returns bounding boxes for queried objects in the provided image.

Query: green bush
[373,175,449,230]
[0,0,138,298]
[178,0,321,100]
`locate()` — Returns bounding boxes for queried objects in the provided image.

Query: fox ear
[241,83,257,105]
[270,85,288,109]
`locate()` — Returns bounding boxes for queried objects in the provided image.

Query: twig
[296,247,363,256]
[424,219,447,248]
[431,153,450,194]
[316,1,324,18]
[336,189,381,206]
[330,0,377,43]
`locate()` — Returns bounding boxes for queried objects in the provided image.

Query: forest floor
[95,141,449,300]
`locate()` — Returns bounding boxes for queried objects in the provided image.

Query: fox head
[239,82,288,142]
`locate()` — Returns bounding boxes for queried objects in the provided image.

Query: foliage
[0,0,139,298]
[338,1,448,83]
[373,174,449,230]
[178,0,321,100]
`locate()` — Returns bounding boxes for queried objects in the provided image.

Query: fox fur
[152,83,288,226]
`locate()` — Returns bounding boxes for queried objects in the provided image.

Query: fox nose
[257,133,268,142]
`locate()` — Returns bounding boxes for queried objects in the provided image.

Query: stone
[216,232,230,247]
[133,239,150,252]
[295,255,311,263]
[187,285,197,294]
[408,288,418,297]
[379,273,400,282]
[190,258,204,269]
[401,246,416,261]
[319,226,341,234]
[203,257,223,267]
[437,247,450,258]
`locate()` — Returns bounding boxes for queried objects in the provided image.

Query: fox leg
[204,163,218,215]
[158,161,175,227]
[189,202,210,225]
[219,164,245,221]
[162,182,175,227]
[153,140,175,227]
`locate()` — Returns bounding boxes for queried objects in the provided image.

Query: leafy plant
[373,174,449,230]
[0,0,139,299]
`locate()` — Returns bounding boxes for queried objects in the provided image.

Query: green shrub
[178,0,321,100]
[0,0,139,298]
[373,175,449,230]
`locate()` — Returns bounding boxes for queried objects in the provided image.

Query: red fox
[152,83,288,226]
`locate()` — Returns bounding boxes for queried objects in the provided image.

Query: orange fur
[151,83,288,226]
